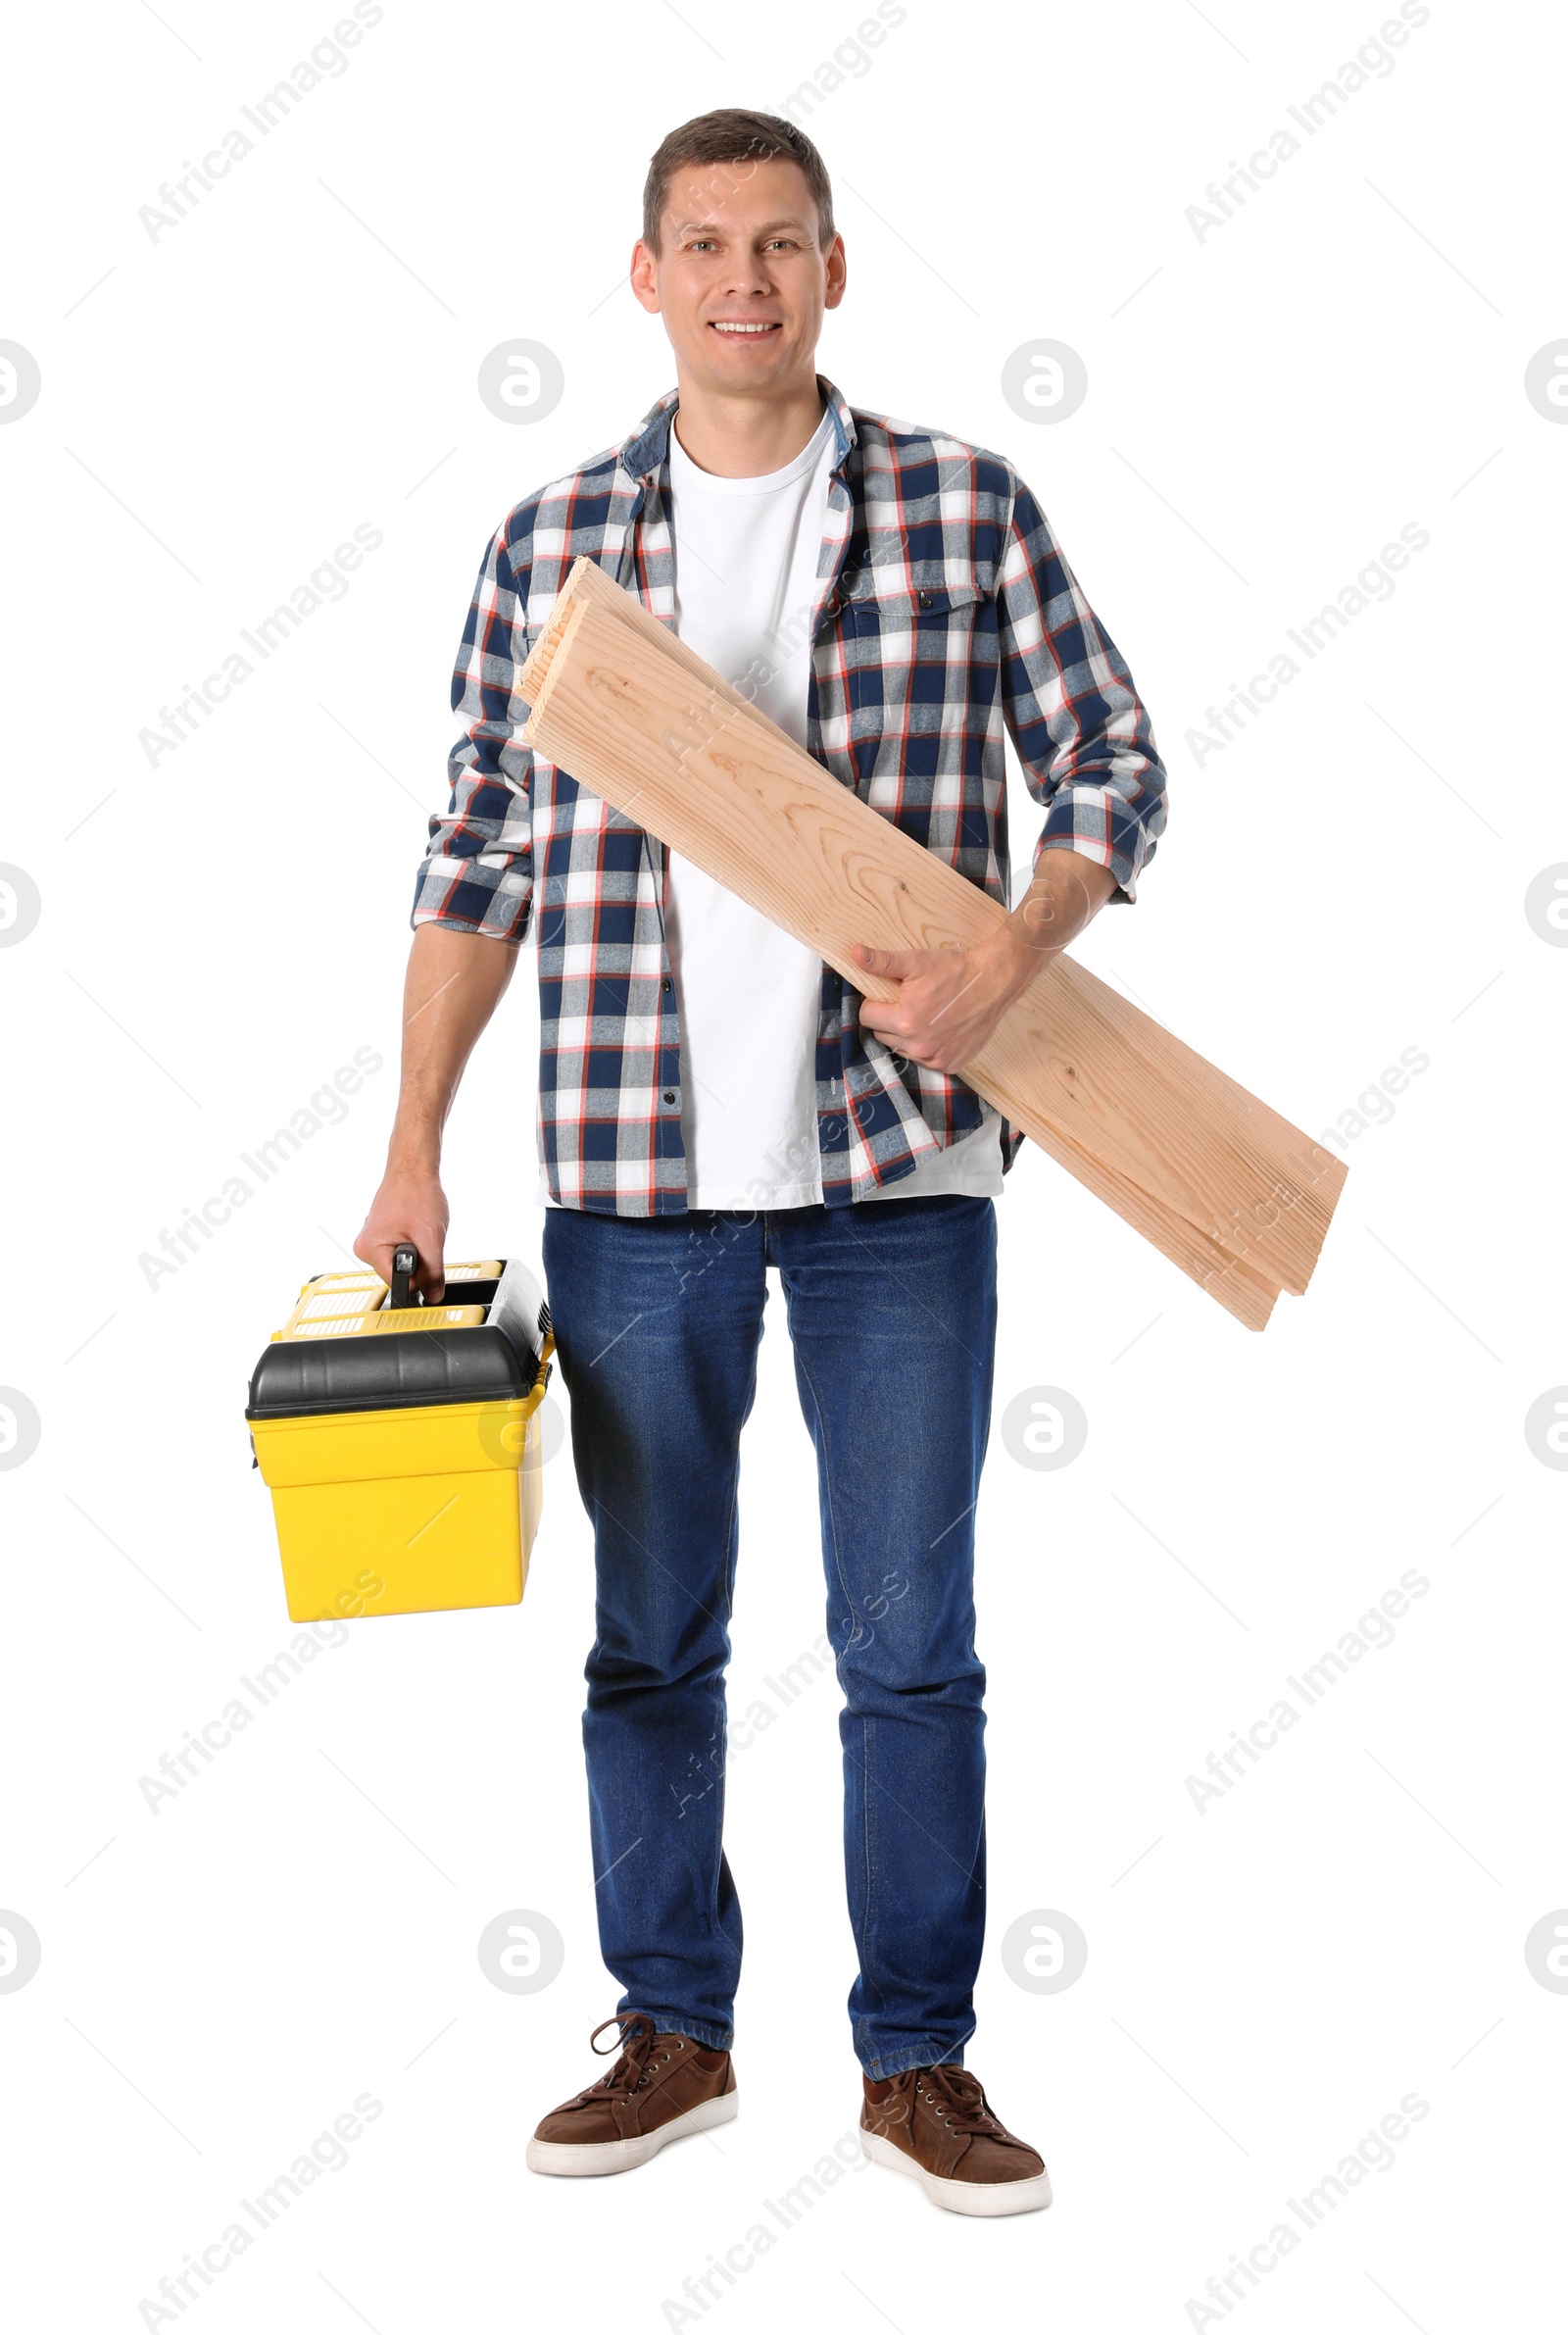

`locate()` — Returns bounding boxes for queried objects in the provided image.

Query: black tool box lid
[246,1260,549,1421]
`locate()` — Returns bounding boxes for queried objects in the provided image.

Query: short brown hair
[642,109,836,254]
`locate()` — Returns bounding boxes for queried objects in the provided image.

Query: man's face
[631,156,846,398]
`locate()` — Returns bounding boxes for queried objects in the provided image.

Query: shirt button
[661,977,672,994]
[662,1089,676,1106]
[918,590,933,609]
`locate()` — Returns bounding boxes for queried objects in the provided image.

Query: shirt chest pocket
[848,580,988,720]
[858,578,986,634]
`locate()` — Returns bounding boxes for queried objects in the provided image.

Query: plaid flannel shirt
[412,376,1168,1214]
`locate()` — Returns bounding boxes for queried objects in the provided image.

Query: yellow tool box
[246,1246,555,1622]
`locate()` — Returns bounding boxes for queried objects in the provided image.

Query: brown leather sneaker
[860,2063,1053,2216]
[526,2012,738,2177]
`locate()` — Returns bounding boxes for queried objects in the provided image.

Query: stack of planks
[517,558,1345,1330]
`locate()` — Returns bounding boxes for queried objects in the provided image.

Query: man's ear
[629,237,662,316]
[823,233,848,311]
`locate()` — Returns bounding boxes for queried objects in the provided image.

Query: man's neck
[669,375,827,479]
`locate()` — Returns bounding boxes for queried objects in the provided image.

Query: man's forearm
[355,923,518,1295]
[387,923,518,1168]
[978,846,1119,1008]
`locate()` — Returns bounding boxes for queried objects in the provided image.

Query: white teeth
[711,322,777,333]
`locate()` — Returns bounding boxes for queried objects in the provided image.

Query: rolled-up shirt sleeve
[410,519,534,943]
[998,476,1168,904]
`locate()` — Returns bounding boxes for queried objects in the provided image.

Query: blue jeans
[540,1193,997,2079]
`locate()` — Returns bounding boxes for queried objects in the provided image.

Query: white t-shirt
[538,402,1004,1211]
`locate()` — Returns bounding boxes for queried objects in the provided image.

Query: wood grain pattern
[519,559,1345,1325]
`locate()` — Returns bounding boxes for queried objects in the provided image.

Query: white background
[2,0,1564,2327]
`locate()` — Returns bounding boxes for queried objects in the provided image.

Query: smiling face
[630,155,846,405]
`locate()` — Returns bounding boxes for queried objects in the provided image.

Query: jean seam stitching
[789,1331,881,2042]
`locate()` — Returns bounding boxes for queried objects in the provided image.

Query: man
[357,108,1167,2217]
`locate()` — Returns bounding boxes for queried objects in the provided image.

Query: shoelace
[587,2012,686,2098]
[913,2064,1004,2136]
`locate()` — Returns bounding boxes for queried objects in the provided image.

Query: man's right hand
[355,1166,451,1303]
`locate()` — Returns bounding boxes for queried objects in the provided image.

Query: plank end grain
[516,554,600,711]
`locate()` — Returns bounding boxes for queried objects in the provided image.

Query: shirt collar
[620,373,857,483]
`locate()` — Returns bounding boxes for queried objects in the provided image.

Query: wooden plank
[970,957,1345,1298]
[519,563,1343,1321]
[1049,955,1347,1263]
[518,563,1341,1301]
[521,583,1325,1308]
[521,562,1346,1279]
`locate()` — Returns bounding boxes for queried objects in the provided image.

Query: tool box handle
[388,1244,421,1310]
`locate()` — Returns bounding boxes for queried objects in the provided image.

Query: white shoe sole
[526,2088,738,2177]
[860,2127,1054,2216]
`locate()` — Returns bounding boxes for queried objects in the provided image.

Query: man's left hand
[852,853,1119,1073]
[851,934,1035,1073]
